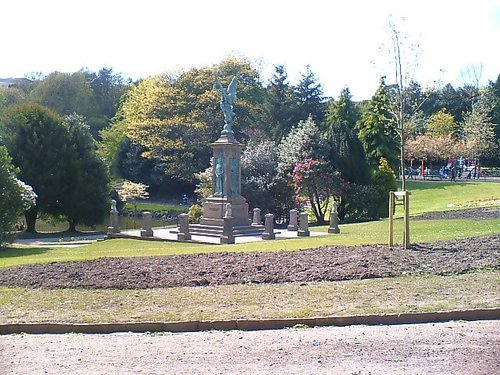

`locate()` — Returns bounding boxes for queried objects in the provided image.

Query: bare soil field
[0,234,498,289]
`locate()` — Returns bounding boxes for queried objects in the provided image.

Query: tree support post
[389,191,411,249]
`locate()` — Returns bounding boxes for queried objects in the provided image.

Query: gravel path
[1,320,498,374]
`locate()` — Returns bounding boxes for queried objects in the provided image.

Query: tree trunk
[24,206,38,233]
[68,220,77,232]
[310,194,325,225]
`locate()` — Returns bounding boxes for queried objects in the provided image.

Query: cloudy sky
[2,0,500,100]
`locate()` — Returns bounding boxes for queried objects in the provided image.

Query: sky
[2,0,500,100]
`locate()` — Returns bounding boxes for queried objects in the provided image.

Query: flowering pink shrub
[292,158,342,223]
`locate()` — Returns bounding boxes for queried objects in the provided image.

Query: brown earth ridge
[0,213,498,289]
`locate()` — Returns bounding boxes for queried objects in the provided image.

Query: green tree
[2,104,70,232]
[430,84,477,123]
[121,57,266,185]
[98,106,128,174]
[293,65,326,125]
[426,108,457,138]
[0,146,35,246]
[265,65,296,141]
[371,157,398,217]
[0,85,26,108]
[461,93,498,161]
[324,87,371,185]
[29,71,98,119]
[488,75,500,140]
[115,140,175,196]
[357,77,399,172]
[89,67,128,119]
[61,114,110,231]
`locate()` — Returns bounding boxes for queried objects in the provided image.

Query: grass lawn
[1,218,499,268]
[123,201,187,213]
[403,180,499,215]
[0,271,497,324]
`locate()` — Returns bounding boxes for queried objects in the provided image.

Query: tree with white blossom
[0,146,36,246]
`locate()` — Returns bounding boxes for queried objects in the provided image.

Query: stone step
[187,224,265,238]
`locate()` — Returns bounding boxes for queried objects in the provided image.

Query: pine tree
[325,87,371,185]
[293,65,326,125]
[265,65,296,141]
[357,77,399,172]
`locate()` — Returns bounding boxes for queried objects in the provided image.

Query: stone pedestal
[220,216,234,244]
[287,209,298,231]
[262,213,275,240]
[140,211,154,237]
[177,213,191,241]
[107,201,120,234]
[252,208,262,226]
[328,204,340,234]
[201,131,250,225]
[200,195,249,227]
[298,212,310,237]
[191,129,261,240]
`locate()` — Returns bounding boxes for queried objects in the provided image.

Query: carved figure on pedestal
[229,157,239,195]
[214,155,224,196]
[214,77,238,134]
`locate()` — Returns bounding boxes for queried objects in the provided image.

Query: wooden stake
[404,190,410,249]
[388,191,394,247]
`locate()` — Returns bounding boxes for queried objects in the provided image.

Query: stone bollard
[252,208,262,226]
[328,202,340,234]
[287,209,298,231]
[220,204,234,244]
[220,216,234,244]
[262,213,275,240]
[107,199,120,234]
[298,212,310,237]
[177,213,191,241]
[140,211,154,237]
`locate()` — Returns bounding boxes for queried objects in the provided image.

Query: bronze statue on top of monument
[214,77,237,135]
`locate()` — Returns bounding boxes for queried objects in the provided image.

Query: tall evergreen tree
[357,77,399,172]
[325,87,371,185]
[89,67,128,119]
[265,65,296,141]
[293,65,326,125]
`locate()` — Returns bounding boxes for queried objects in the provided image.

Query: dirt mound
[1,235,498,289]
